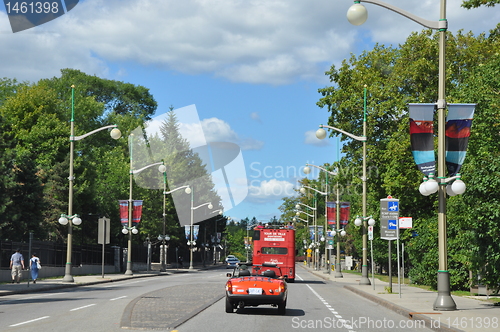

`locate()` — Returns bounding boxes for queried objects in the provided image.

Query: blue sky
[1,0,498,222]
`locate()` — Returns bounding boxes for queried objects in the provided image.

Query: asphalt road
[0,267,434,332]
[178,269,434,332]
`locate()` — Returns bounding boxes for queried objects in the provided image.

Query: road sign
[380,197,399,240]
[98,217,110,244]
[399,217,413,229]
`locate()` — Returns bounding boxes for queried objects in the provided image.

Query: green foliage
[282,27,500,291]
[461,0,500,9]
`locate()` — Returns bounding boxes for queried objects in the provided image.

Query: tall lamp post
[295,205,316,268]
[59,85,121,283]
[186,186,213,269]
[210,209,223,264]
[158,162,190,272]
[124,135,163,275]
[300,186,327,270]
[316,86,370,284]
[303,164,338,275]
[346,0,456,310]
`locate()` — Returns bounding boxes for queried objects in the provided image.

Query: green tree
[462,0,500,9]
[308,26,500,290]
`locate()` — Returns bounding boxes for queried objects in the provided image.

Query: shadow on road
[235,306,305,316]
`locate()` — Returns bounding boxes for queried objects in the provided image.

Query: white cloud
[250,112,262,123]
[304,130,329,146]
[247,178,296,204]
[0,0,498,84]
[200,117,264,150]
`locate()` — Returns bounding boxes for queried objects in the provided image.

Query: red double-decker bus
[252,227,295,283]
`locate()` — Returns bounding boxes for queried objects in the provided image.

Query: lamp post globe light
[316,86,370,285]
[346,0,457,311]
[60,85,121,283]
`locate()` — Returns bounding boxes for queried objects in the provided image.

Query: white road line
[305,283,356,332]
[104,279,150,288]
[9,316,50,327]
[70,304,96,311]
[110,296,127,301]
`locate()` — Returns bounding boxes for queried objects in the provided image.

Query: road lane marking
[110,296,128,301]
[70,304,96,311]
[305,284,355,332]
[9,316,50,327]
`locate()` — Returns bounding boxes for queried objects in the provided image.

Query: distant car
[225,263,288,314]
[225,255,236,261]
[226,257,240,269]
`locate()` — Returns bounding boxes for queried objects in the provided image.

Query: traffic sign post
[380,197,400,295]
[368,225,375,288]
[98,217,110,278]
[380,197,399,240]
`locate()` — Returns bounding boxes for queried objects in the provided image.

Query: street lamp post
[157,163,191,272]
[210,209,223,264]
[295,204,316,268]
[125,138,163,275]
[186,186,213,269]
[303,164,339,275]
[300,186,327,271]
[316,86,370,284]
[346,0,456,311]
[60,85,121,282]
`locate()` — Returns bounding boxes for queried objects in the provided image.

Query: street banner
[118,200,128,225]
[317,226,324,238]
[309,226,315,240]
[185,225,190,239]
[327,201,350,226]
[193,225,199,240]
[132,200,143,226]
[446,104,475,176]
[409,103,436,175]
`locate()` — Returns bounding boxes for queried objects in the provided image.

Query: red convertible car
[225,263,288,314]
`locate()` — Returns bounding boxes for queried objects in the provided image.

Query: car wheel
[277,300,286,315]
[225,297,234,313]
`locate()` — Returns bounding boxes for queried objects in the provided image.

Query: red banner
[327,202,350,226]
[119,200,128,225]
[118,200,143,226]
[132,200,143,226]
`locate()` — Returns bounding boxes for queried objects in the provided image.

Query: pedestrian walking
[30,253,41,283]
[10,248,25,284]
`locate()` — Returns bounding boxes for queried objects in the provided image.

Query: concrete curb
[344,285,462,332]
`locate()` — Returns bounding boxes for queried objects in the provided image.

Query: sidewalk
[0,264,220,297]
[299,264,499,332]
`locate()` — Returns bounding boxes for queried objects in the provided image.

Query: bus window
[262,247,288,255]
